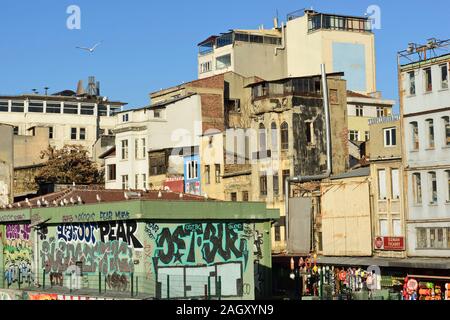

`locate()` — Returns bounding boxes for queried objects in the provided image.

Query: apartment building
[347,91,395,143]
[0,77,125,156]
[103,94,202,191]
[367,115,406,258]
[399,46,450,257]
[197,9,376,95]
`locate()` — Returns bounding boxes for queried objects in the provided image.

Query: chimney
[76,80,85,95]
[96,81,100,96]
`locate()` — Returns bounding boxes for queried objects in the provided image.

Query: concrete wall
[367,119,401,159]
[13,127,50,168]
[0,125,13,205]
[321,176,372,256]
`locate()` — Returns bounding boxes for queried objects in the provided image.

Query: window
[393,219,402,237]
[121,175,129,189]
[231,192,237,202]
[379,220,388,237]
[429,171,437,204]
[378,169,387,200]
[408,71,416,95]
[384,127,397,147]
[122,114,129,122]
[447,170,450,202]
[98,105,108,116]
[424,68,432,92]
[80,104,94,115]
[365,131,370,141]
[107,164,116,181]
[329,89,339,104]
[349,130,359,141]
[63,103,78,114]
[271,122,278,152]
[187,160,199,180]
[282,170,290,195]
[242,191,249,202]
[205,165,211,184]
[275,225,281,242]
[71,128,77,140]
[49,127,54,139]
[13,126,19,135]
[215,164,221,183]
[273,172,279,196]
[216,54,231,70]
[443,116,450,146]
[11,102,24,113]
[121,140,129,160]
[149,150,168,176]
[0,101,8,112]
[28,102,43,113]
[154,109,161,118]
[200,61,212,74]
[305,121,315,145]
[281,122,289,150]
[46,103,61,114]
[135,174,139,189]
[411,122,419,150]
[440,64,448,89]
[259,123,266,152]
[79,128,86,140]
[417,228,427,248]
[141,138,146,158]
[426,119,434,148]
[391,169,400,199]
[260,172,267,196]
[412,173,422,204]
[376,107,385,118]
[142,174,147,189]
[355,105,363,117]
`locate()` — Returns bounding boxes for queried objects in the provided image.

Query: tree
[35,145,103,185]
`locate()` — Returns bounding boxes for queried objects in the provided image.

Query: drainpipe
[274,22,286,56]
[284,63,332,248]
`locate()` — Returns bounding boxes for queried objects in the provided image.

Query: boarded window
[378,169,387,200]
[391,169,400,199]
[281,122,289,150]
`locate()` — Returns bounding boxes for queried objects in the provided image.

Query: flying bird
[76,41,103,53]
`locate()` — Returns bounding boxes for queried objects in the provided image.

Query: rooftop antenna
[32,89,38,94]
[44,87,49,95]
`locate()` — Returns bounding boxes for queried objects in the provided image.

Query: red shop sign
[374,236,405,251]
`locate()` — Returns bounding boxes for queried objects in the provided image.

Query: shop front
[403,275,450,300]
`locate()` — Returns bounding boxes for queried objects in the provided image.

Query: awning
[272,254,450,270]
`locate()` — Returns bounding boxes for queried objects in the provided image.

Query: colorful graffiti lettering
[152,223,249,268]
[50,272,64,286]
[28,293,58,300]
[6,224,31,240]
[40,238,134,274]
[57,223,98,244]
[4,224,34,287]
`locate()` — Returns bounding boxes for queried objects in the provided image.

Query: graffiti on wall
[151,222,249,268]
[39,221,142,292]
[4,224,34,287]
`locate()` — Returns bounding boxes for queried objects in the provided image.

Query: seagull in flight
[76,41,103,53]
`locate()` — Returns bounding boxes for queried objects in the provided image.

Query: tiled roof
[346,90,373,99]
[0,187,212,211]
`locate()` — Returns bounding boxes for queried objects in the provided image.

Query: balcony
[308,13,372,33]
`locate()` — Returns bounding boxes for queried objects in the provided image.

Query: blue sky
[0,0,449,112]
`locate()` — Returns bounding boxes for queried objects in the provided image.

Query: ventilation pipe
[284,63,332,244]
[275,22,286,56]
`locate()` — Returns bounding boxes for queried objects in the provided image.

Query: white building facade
[104,94,203,190]
[400,53,450,257]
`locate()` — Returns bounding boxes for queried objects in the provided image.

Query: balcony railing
[368,115,400,126]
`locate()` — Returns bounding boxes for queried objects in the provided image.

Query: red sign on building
[374,236,405,251]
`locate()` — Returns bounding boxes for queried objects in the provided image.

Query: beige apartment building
[0,124,14,206]
[367,115,406,258]
[197,9,377,95]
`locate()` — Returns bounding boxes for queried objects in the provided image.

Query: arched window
[281,122,289,150]
[271,122,278,151]
[259,123,266,152]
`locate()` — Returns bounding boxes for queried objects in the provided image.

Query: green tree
[35,145,103,185]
